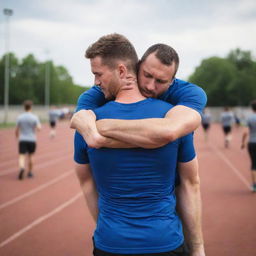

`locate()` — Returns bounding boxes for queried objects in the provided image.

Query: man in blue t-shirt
[71,44,207,149]
[73,34,205,256]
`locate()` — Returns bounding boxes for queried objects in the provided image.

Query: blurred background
[0,0,255,124]
[1,1,256,256]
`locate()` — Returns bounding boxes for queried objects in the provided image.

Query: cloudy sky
[0,0,255,87]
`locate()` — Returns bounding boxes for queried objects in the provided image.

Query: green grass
[0,122,16,129]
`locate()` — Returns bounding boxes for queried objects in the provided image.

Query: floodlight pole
[45,50,50,110]
[3,8,13,124]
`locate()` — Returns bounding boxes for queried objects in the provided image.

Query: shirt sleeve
[76,86,107,112]
[74,131,90,164]
[177,133,196,163]
[160,79,207,115]
[35,116,41,126]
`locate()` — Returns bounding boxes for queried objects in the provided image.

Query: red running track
[0,121,255,256]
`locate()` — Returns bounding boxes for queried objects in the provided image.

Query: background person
[48,105,60,138]
[241,100,256,192]
[15,100,41,180]
[220,106,235,148]
[201,108,211,142]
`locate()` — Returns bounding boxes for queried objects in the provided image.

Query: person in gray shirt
[220,106,235,148]
[241,100,256,192]
[15,100,41,180]
[48,106,60,138]
[201,108,211,142]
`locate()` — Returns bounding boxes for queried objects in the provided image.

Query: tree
[189,48,256,106]
[0,53,87,105]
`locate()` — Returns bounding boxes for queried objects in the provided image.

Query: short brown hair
[23,100,33,111]
[251,100,256,111]
[85,33,138,74]
[140,44,179,77]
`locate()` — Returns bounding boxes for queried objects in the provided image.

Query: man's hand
[122,74,137,90]
[70,110,104,148]
[70,109,96,131]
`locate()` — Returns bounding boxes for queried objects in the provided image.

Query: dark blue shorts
[248,143,256,170]
[19,141,36,154]
[223,126,231,134]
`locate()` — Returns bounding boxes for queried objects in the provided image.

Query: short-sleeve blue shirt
[74,98,196,254]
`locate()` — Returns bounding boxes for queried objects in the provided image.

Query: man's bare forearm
[97,106,201,149]
[176,159,205,256]
[75,164,98,222]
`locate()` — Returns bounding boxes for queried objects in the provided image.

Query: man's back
[77,98,195,254]
[221,111,234,127]
[17,112,39,142]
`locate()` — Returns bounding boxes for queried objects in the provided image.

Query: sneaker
[18,169,24,180]
[28,172,34,178]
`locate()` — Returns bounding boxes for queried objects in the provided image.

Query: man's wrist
[190,243,205,256]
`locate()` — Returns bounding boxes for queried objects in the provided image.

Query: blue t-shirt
[74,98,196,254]
[76,78,207,114]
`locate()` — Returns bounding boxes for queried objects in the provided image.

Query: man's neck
[115,85,146,104]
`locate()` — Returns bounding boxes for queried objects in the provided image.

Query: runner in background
[15,100,41,180]
[241,100,256,192]
[220,107,235,148]
[48,106,60,138]
[201,108,211,142]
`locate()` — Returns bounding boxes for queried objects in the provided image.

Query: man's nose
[94,77,101,86]
[146,80,155,91]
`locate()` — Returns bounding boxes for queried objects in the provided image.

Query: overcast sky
[1,0,255,87]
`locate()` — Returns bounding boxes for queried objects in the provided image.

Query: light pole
[45,50,50,111]
[3,8,13,124]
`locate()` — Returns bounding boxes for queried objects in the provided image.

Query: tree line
[189,48,256,106]
[1,49,255,107]
[0,53,87,105]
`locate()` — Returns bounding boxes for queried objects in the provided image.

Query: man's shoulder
[76,85,106,111]
[172,78,203,91]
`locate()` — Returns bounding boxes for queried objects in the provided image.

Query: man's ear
[117,64,127,79]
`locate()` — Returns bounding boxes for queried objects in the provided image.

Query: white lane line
[0,170,74,210]
[0,192,82,248]
[210,145,251,190]
[0,148,72,169]
[0,153,72,177]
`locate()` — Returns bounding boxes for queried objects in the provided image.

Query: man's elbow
[181,175,201,191]
[159,127,178,143]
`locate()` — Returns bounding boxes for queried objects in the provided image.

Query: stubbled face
[90,56,119,100]
[138,53,176,98]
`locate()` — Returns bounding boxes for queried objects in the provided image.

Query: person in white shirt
[15,100,41,180]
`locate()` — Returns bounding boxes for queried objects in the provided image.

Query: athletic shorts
[50,121,56,128]
[19,141,36,154]
[202,123,209,131]
[223,126,231,135]
[93,243,189,256]
[248,143,256,170]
